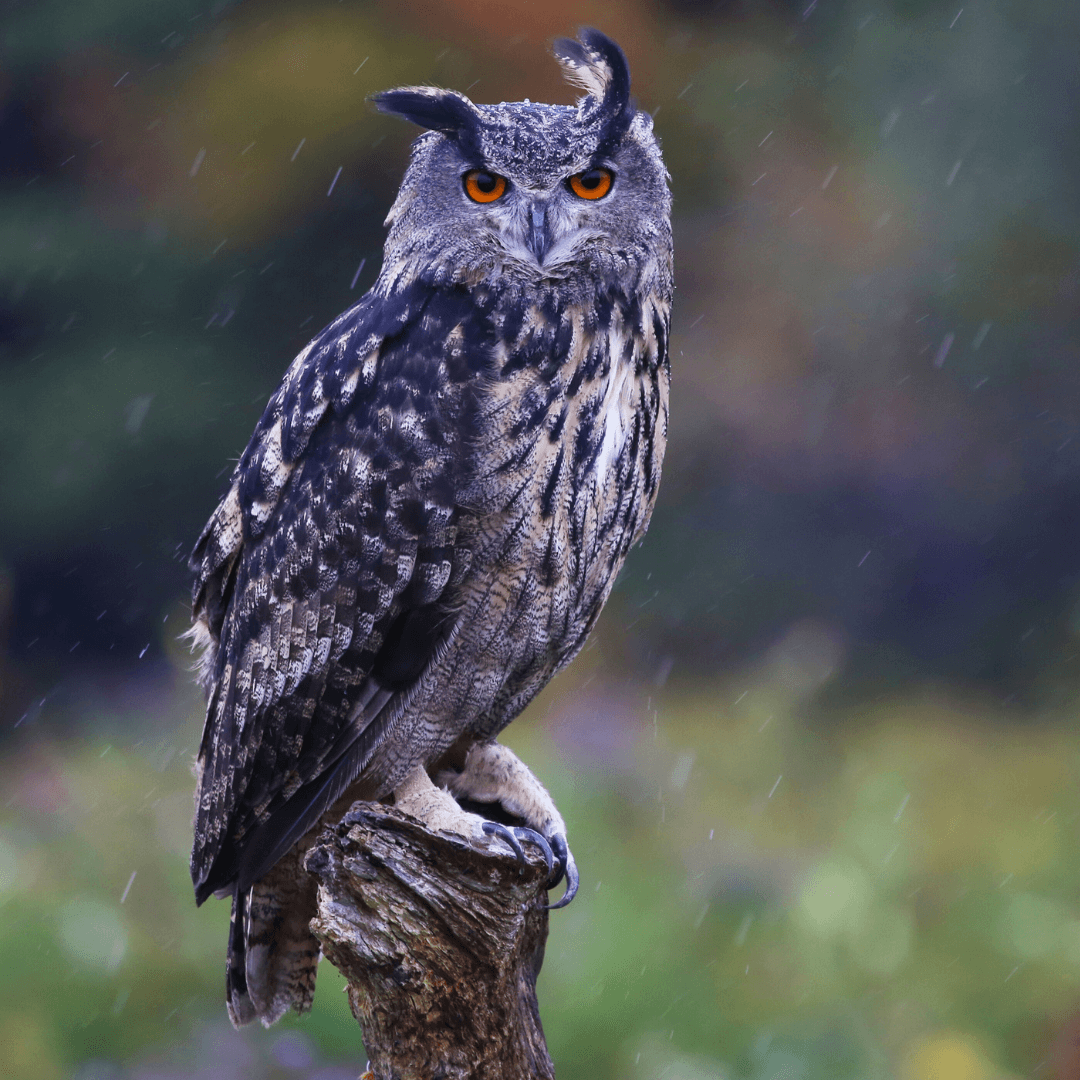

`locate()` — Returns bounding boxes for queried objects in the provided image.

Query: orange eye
[568,167,613,200]
[463,170,507,203]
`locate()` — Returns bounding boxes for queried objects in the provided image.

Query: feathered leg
[435,741,578,907]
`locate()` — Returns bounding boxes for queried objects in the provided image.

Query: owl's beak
[525,202,553,265]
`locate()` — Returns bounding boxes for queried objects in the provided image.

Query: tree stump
[304,803,555,1080]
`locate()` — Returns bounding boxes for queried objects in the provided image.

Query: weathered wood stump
[304,803,555,1080]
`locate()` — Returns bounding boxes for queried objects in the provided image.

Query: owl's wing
[190,281,493,904]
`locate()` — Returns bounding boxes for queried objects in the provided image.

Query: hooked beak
[525,201,553,265]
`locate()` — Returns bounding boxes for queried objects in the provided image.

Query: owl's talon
[481,822,557,883]
[546,833,567,889]
[482,820,526,866]
[546,835,579,909]
[512,827,555,879]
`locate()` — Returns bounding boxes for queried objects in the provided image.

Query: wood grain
[305,804,555,1080]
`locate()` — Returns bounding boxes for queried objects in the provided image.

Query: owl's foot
[392,766,564,892]
[436,741,579,909]
[392,764,489,838]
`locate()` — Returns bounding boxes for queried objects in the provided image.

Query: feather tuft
[552,28,634,153]
[371,87,482,156]
[181,616,217,690]
[553,36,613,99]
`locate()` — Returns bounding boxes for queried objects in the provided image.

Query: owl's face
[373,31,672,294]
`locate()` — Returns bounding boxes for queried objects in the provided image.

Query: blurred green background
[2,1,1080,1077]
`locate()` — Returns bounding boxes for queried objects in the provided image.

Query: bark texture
[304,803,554,1080]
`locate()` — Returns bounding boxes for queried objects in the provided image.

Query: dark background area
[3,0,1080,722]
[2,2,1080,1079]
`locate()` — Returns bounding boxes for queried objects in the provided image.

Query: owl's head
[371,29,671,292]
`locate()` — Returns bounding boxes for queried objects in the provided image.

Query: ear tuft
[553,31,614,99]
[370,87,482,153]
[552,28,634,150]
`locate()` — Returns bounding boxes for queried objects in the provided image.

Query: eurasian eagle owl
[188,28,672,1027]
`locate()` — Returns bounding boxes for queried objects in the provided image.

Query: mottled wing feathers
[191,286,426,642]
[190,282,494,902]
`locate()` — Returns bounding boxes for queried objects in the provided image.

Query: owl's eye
[567,168,614,200]
[463,170,508,203]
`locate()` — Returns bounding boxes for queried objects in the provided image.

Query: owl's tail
[224,849,322,1028]
[225,887,257,1026]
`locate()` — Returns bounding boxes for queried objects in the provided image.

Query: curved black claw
[482,820,526,866]
[546,834,579,909]
[512,827,554,879]
[482,822,556,880]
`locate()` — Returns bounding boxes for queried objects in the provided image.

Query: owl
[187,28,672,1028]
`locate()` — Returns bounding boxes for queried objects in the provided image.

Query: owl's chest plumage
[442,276,670,736]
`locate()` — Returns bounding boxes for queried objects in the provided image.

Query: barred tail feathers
[225,844,321,1029]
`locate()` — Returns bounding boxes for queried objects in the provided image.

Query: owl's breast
[459,287,670,689]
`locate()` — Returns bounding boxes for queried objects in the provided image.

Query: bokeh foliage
[3,0,1080,696]
[5,648,1080,1078]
